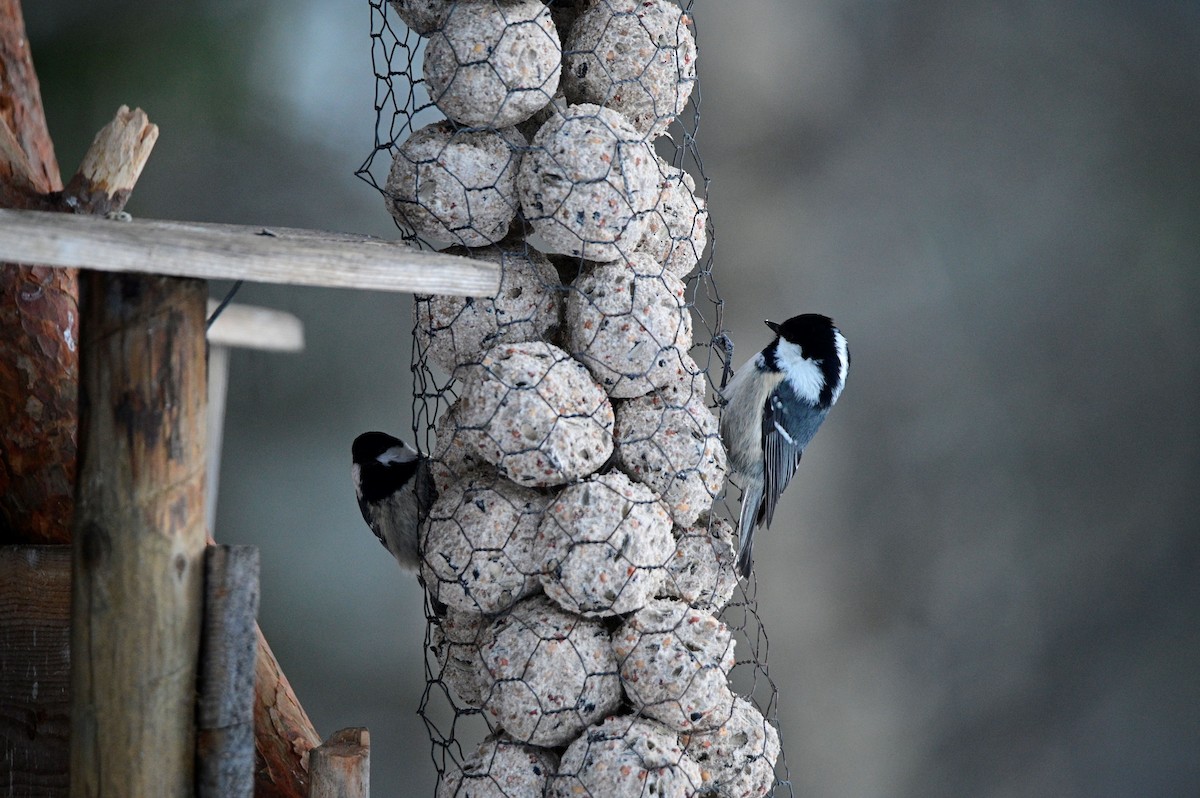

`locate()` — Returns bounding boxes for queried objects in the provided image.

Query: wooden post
[69,274,208,797]
[196,545,261,798]
[308,728,370,798]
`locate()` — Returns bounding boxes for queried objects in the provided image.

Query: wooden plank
[197,545,261,798]
[206,301,305,352]
[70,274,209,798]
[0,209,500,296]
[0,544,71,797]
[308,728,370,798]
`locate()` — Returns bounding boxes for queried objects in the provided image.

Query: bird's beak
[764,320,781,335]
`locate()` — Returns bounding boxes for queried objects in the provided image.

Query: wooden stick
[0,544,72,796]
[0,210,500,296]
[308,728,371,798]
[196,545,261,798]
[70,274,209,797]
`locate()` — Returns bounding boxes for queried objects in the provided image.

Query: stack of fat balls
[352,2,849,796]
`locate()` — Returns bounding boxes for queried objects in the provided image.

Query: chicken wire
[355,1,793,795]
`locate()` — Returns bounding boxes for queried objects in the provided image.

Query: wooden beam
[197,545,261,798]
[0,545,71,796]
[308,728,370,798]
[70,275,209,797]
[0,209,500,296]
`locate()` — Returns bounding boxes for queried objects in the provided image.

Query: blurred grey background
[26,1,1200,796]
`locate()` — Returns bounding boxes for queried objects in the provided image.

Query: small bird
[351,431,437,571]
[720,314,849,578]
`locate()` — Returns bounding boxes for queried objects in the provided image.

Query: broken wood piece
[0,209,500,296]
[308,728,371,798]
[197,545,261,798]
[61,105,158,215]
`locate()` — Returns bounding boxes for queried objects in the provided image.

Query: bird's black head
[765,314,839,361]
[352,431,406,466]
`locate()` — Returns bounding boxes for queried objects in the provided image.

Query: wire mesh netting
[356,1,793,794]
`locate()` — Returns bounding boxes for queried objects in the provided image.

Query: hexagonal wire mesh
[356,1,794,795]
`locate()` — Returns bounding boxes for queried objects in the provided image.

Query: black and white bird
[351,431,437,571]
[720,314,849,578]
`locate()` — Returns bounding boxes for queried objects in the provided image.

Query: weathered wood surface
[196,545,261,798]
[0,210,501,296]
[1,541,326,798]
[0,545,72,797]
[70,275,209,798]
[308,728,370,798]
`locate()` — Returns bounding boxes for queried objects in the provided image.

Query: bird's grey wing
[759,382,827,528]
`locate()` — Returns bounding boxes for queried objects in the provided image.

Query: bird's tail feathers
[736,482,763,579]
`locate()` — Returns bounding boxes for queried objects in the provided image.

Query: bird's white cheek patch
[378,445,415,465]
[774,340,824,403]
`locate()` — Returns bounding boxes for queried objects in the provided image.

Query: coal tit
[351,431,437,571]
[720,314,849,578]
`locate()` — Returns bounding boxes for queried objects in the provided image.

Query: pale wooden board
[0,209,499,296]
[206,301,305,351]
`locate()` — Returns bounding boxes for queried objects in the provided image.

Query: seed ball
[385,121,524,247]
[415,242,562,376]
[430,608,488,708]
[565,257,692,398]
[430,398,491,493]
[614,392,726,527]
[458,342,614,487]
[659,516,739,614]
[387,0,448,35]
[421,474,550,615]
[538,471,674,617]
[437,736,558,798]
[683,697,781,798]
[518,103,657,261]
[635,162,708,277]
[612,598,736,732]
[562,0,697,138]
[549,715,703,798]
[424,0,562,127]
[480,595,622,746]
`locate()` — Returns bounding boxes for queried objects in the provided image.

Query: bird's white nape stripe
[774,339,825,403]
[832,330,849,404]
[377,445,417,465]
[351,463,363,498]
